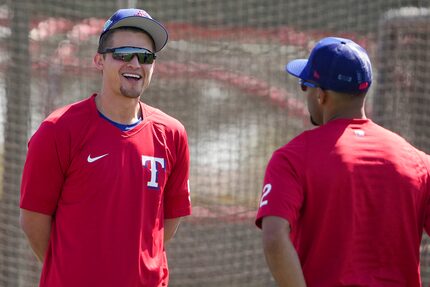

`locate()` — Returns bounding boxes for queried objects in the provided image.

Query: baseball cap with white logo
[100,8,168,53]
[286,37,372,94]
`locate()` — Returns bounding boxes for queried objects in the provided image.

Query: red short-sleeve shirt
[256,119,430,286]
[21,95,191,287]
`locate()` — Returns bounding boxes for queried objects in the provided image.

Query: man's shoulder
[45,96,94,126]
[366,120,425,151]
[32,96,95,142]
[143,103,186,132]
[281,128,316,150]
[272,131,310,161]
[273,124,343,162]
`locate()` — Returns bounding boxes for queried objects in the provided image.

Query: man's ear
[317,88,328,105]
[93,53,104,71]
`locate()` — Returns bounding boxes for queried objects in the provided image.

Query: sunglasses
[100,46,156,64]
[299,79,319,92]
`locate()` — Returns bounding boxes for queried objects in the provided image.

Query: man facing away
[20,8,191,287]
[256,37,430,286]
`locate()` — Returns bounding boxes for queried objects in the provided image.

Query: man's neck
[323,93,367,124]
[95,93,142,124]
[324,108,366,124]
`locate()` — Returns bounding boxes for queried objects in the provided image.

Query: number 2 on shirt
[259,183,272,207]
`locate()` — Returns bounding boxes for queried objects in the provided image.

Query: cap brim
[109,17,168,52]
[285,59,308,79]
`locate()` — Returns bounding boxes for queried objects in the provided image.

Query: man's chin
[120,87,143,99]
[310,116,320,126]
[123,93,141,99]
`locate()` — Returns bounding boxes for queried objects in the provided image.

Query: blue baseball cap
[286,37,372,94]
[100,8,168,52]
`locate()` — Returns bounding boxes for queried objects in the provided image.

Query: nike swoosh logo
[87,153,109,163]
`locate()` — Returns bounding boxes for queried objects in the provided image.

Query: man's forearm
[164,217,181,244]
[264,235,306,287]
[262,216,306,287]
[20,209,52,262]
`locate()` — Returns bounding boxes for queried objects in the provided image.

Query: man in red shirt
[20,8,191,287]
[255,37,430,286]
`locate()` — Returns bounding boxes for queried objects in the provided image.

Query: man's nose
[127,54,141,66]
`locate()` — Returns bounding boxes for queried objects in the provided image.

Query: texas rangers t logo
[142,156,165,188]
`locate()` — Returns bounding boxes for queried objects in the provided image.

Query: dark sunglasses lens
[137,53,155,64]
[112,52,154,64]
[112,53,134,62]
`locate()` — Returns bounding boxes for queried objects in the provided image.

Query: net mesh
[0,0,429,286]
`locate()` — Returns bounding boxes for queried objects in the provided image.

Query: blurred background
[0,0,429,286]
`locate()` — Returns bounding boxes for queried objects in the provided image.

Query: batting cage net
[0,0,429,286]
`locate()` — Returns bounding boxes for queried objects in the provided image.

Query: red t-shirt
[256,118,430,286]
[20,95,191,287]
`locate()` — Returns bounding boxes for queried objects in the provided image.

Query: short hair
[97,27,156,53]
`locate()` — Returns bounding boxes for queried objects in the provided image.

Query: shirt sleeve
[20,121,66,215]
[163,125,191,219]
[255,135,307,230]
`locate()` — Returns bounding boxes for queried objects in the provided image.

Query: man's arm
[164,217,181,244]
[19,209,52,262]
[262,216,306,287]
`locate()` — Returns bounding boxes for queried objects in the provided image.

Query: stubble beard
[120,85,144,99]
[310,116,320,126]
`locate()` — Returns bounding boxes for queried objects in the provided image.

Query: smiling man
[19,8,191,287]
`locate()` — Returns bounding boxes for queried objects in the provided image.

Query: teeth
[122,73,142,79]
